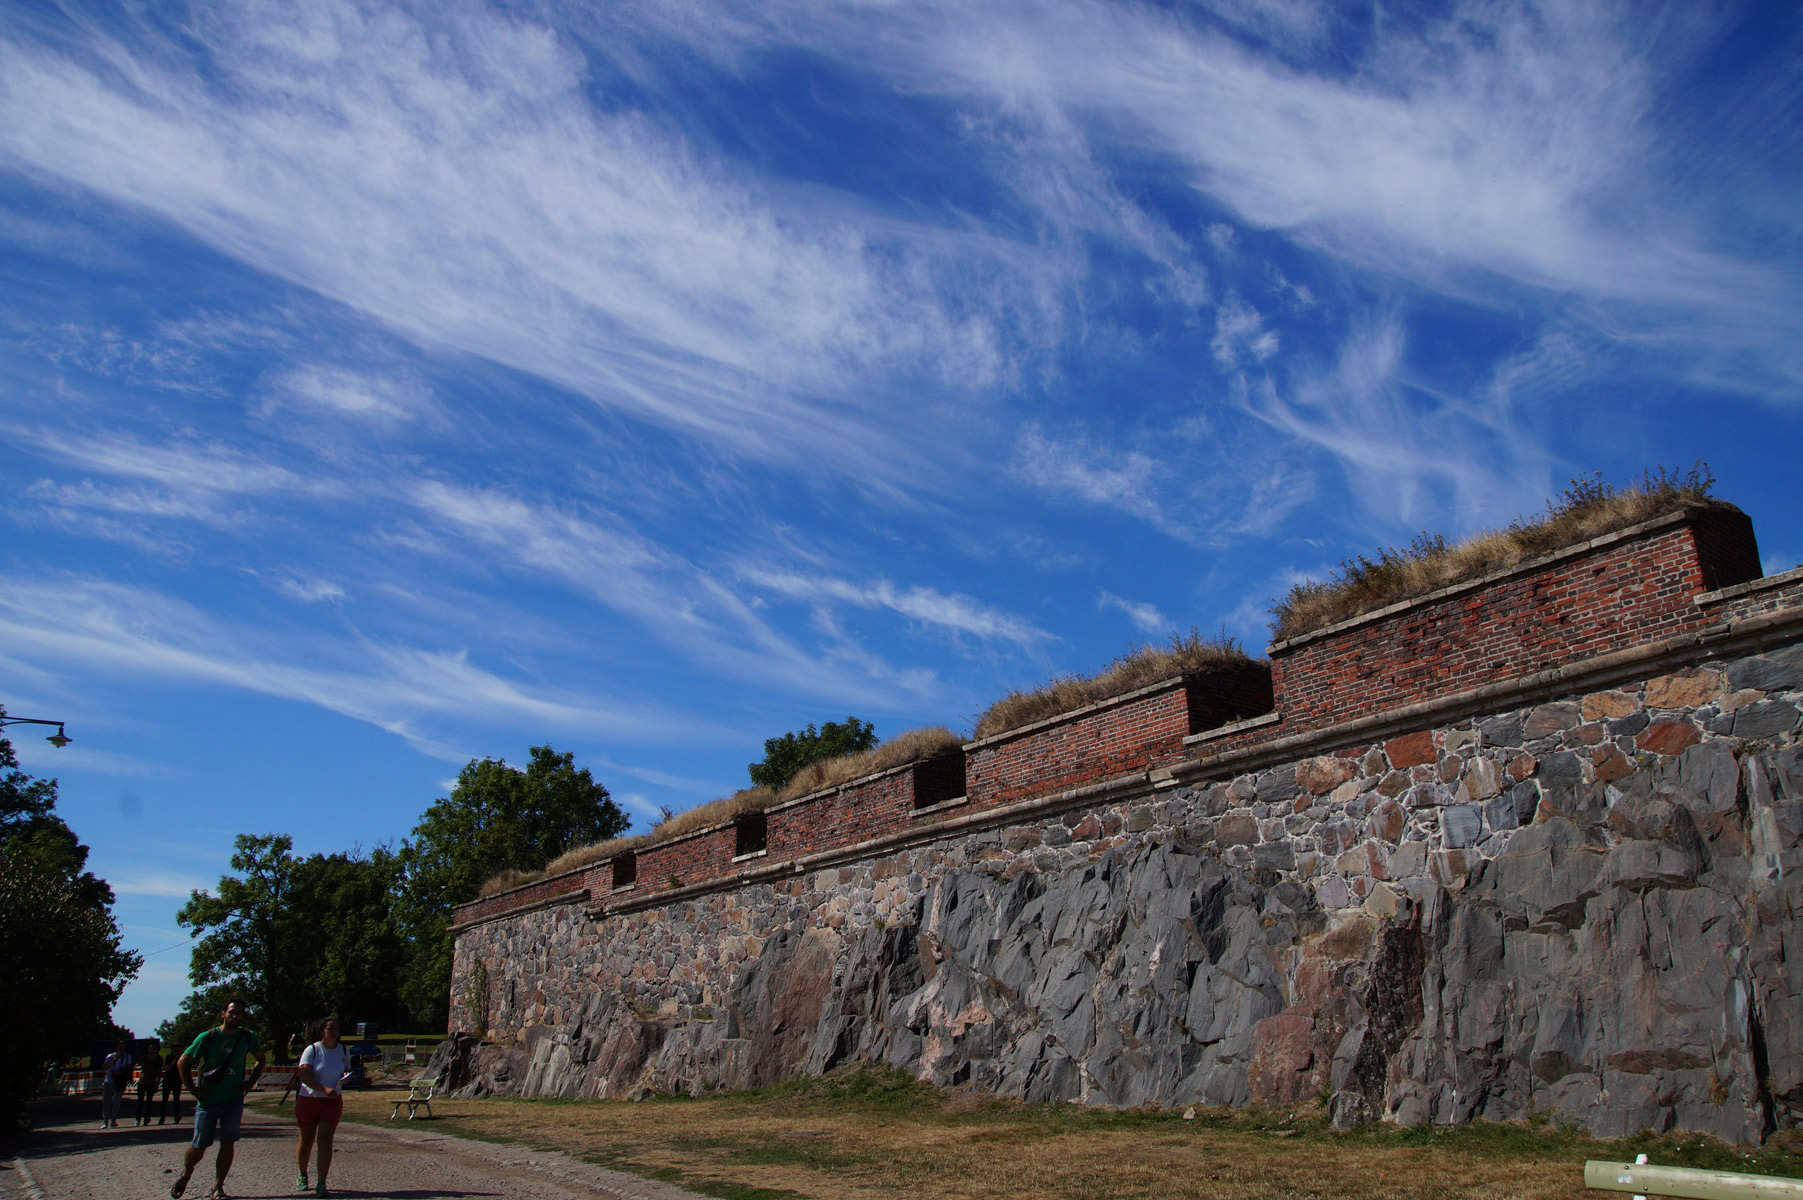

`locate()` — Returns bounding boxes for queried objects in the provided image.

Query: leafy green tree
[0,712,140,1125]
[396,745,626,1028]
[747,716,877,790]
[174,838,409,1053]
[177,834,306,1052]
[287,846,408,1028]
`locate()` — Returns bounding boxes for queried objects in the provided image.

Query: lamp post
[0,715,72,748]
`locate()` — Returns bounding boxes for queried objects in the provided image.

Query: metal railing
[1587,1155,1803,1199]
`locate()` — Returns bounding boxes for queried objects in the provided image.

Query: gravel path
[4,1099,712,1200]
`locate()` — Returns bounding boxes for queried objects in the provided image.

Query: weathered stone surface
[1736,701,1800,741]
[1525,702,1581,739]
[1645,668,1725,710]
[1298,756,1358,795]
[1582,691,1640,720]
[1641,720,1702,756]
[1591,744,1632,784]
[1216,812,1258,847]
[1729,645,1803,693]
[1459,758,1501,800]
[1385,731,1436,769]
[1441,806,1482,849]
[451,640,1803,1145]
[1539,751,1586,789]
[1478,715,1525,747]
[1365,798,1405,844]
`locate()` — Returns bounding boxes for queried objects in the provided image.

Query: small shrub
[779,726,965,800]
[974,628,1252,740]
[1270,463,1731,641]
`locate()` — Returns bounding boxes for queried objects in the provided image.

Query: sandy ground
[3,1097,710,1200]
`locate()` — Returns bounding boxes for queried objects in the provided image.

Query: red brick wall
[636,822,740,890]
[451,867,594,926]
[1269,511,1758,733]
[768,768,916,856]
[968,683,1191,807]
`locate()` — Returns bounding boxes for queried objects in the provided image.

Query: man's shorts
[295,1095,343,1130]
[190,1099,243,1148]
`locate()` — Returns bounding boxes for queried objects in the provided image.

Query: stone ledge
[1183,710,1281,746]
[910,794,970,819]
[1695,563,1803,606]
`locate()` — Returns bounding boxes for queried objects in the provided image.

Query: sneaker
[296,1173,308,1193]
[315,1184,330,1197]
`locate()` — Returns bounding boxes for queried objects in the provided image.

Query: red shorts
[295,1095,343,1130]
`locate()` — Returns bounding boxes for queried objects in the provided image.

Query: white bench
[388,1075,441,1120]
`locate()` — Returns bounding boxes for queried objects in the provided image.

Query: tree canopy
[396,745,627,1027]
[172,835,408,1052]
[747,716,878,790]
[162,742,625,1038]
[0,708,139,1125]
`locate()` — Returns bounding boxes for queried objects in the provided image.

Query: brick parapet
[1266,508,1759,733]
[966,664,1272,807]
[451,510,1782,932]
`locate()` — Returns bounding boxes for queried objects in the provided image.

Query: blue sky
[2,0,1799,1036]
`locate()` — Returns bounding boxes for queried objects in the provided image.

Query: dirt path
[4,1098,711,1200]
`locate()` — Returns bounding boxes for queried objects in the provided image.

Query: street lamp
[0,715,72,748]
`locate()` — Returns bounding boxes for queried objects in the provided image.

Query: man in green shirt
[171,998,266,1199]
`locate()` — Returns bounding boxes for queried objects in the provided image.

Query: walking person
[294,1018,348,1197]
[158,1051,184,1125]
[135,1041,164,1125]
[171,998,265,1199]
[98,1040,133,1128]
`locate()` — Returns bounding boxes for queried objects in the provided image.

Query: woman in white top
[293,1018,348,1197]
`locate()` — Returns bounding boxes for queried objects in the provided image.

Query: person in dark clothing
[136,1043,165,1125]
[158,1054,184,1125]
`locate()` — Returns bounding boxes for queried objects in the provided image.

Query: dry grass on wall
[780,726,965,800]
[476,867,543,898]
[1270,466,1734,643]
[645,786,776,845]
[973,630,1253,741]
[543,834,651,877]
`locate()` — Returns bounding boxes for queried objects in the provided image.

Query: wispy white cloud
[743,568,1049,646]
[0,1,1046,484]
[16,427,318,499]
[8,742,173,778]
[1010,424,1189,539]
[745,0,1799,393]
[1239,316,1553,531]
[247,568,346,605]
[108,869,211,899]
[0,574,687,760]
[261,365,432,422]
[1097,589,1168,634]
[1211,294,1279,368]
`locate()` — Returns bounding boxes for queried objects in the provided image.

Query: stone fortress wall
[448,507,1803,1141]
